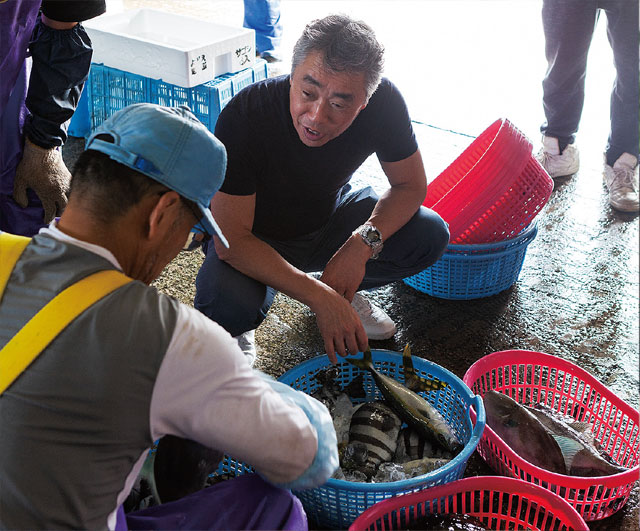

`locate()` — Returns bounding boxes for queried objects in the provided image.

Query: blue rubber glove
[258,372,339,490]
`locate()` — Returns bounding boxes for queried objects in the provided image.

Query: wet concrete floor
[64,0,638,528]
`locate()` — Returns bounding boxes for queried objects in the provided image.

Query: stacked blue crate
[69,58,269,138]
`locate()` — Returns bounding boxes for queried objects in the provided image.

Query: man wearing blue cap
[0,103,337,530]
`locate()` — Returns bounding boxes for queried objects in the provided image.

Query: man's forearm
[366,181,426,242]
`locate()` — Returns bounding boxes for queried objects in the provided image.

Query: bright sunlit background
[107,0,616,150]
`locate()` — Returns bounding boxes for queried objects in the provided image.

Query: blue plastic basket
[215,350,485,530]
[403,222,538,300]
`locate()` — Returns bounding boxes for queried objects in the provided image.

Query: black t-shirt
[215,76,418,240]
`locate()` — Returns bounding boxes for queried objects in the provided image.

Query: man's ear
[148,191,182,240]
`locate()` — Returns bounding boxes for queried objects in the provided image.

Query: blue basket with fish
[403,221,537,299]
[273,349,486,530]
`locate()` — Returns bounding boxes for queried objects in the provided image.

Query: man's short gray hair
[291,14,385,100]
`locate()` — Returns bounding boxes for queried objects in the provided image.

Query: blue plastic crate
[217,67,254,95]
[84,63,247,136]
[214,350,485,530]
[68,86,90,138]
[403,222,538,300]
[252,58,269,83]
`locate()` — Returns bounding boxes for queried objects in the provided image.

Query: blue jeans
[194,185,450,337]
[243,0,282,58]
[540,0,639,165]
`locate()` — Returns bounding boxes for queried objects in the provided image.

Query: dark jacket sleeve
[40,1,106,22]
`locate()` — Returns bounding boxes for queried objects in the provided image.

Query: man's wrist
[352,224,383,259]
[350,232,376,259]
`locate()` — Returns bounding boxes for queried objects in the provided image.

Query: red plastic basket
[463,350,640,521]
[424,119,553,244]
[349,476,588,531]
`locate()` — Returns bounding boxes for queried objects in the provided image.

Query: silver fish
[401,457,451,478]
[345,348,463,454]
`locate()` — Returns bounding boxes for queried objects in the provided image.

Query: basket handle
[469,394,486,444]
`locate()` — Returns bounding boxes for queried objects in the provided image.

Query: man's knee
[392,207,449,269]
[194,248,270,335]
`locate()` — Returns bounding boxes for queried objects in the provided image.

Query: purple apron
[118,474,308,531]
[0,0,46,236]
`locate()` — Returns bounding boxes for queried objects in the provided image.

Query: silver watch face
[365,227,381,243]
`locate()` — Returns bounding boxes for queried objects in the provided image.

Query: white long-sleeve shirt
[37,225,318,529]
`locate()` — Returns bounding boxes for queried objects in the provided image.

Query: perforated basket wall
[403,222,537,299]
[463,350,640,521]
[349,476,588,531]
[215,350,485,530]
[424,118,553,244]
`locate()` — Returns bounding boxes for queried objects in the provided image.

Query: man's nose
[307,99,329,124]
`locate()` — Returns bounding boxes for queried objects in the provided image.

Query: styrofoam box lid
[84,8,255,87]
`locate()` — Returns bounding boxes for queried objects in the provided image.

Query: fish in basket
[320,345,464,483]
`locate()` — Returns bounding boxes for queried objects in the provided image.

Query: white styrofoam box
[84,8,255,88]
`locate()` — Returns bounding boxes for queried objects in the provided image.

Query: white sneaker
[351,292,397,340]
[603,153,639,213]
[234,329,257,366]
[535,136,580,178]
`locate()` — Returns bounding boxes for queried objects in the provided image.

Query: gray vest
[0,234,180,529]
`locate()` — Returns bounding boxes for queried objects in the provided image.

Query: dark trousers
[194,185,450,337]
[540,0,639,165]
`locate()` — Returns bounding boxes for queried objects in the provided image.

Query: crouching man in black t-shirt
[194,14,450,365]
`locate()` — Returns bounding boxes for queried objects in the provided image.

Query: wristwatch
[353,224,383,259]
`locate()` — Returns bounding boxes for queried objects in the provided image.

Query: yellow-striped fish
[345,348,462,454]
[402,344,448,393]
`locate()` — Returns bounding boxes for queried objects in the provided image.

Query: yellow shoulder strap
[0,232,31,301]
[0,266,132,395]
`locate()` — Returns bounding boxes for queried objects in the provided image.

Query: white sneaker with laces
[234,329,257,366]
[351,292,397,340]
[603,153,639,213]
[535,136,580,178]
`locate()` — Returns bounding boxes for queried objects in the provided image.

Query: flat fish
[525,404,627,477]
[483,390,567,474]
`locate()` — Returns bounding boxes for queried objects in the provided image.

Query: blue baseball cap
[86,103,228,247]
